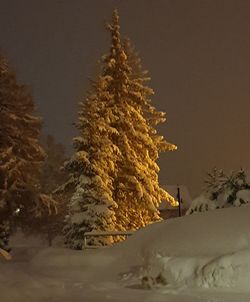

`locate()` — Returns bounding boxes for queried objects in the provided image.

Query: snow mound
[112,206,250,291]
[23,206,250,294]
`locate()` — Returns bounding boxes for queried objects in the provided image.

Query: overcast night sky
[1,0,250,196]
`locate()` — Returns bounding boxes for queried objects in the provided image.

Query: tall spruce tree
[63,10,176,249]
[0,54,55,247]
[106,11,176,230]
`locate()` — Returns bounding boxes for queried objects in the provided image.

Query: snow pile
[2,208,250,301]
[111,206,250,291]
[28,206,250,293]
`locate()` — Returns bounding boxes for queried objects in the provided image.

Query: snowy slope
[1,206,250,301]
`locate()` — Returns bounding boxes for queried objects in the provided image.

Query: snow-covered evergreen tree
[223,169,250,205]
[63,75,121,249]
[204,167,226,200]
[0,54,56,240]
[63,10,176,248]
[187,168,250,215]
[106,11,176,230]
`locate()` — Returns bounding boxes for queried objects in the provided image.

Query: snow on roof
[159,185,192,210]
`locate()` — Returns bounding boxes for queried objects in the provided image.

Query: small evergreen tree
[187,168,250,215]
[223,169,250,204]
[204,167,226,200]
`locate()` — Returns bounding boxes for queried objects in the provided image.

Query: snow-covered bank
[112,206,250,290]
[2,206,250,301]
[29,205,250,293]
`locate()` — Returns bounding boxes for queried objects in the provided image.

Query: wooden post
[177,186,181,217]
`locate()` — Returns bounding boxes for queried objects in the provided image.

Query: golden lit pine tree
[104,11,176,230]
[63,10,176,249]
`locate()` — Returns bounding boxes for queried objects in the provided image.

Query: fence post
[177,186,181,217]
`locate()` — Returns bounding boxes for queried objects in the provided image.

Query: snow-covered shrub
[187,168,250,215]
[186,194,217,214]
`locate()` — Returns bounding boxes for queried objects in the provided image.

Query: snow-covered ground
[2,206,250,301]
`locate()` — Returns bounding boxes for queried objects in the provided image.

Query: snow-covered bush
[187,168,250,214]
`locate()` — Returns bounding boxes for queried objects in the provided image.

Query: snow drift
[2,206,250,302]
[30,205,250,292]
[4,204,250,302]
[106,205,250,291]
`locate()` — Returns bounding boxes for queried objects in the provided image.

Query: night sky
[1,0,250,196]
